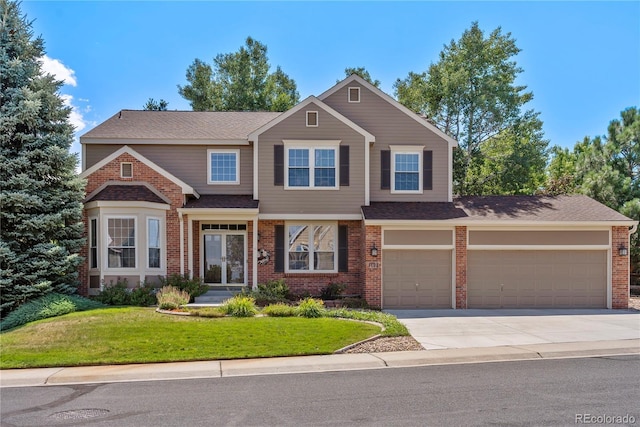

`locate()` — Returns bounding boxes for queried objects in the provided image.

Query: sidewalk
[2,338,638,388]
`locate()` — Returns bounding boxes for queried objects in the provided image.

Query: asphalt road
[2,356,639,427]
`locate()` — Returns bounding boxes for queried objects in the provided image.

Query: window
[348,87,360,103]
[285,143,339,189]
[287,223,336,272]
[208,149,239,184]
[107,218,136,268]
[120,163,133,178]
[306,111,318,127]
[391,147,423,193]
[89,218,98,269]
[148,218,161,269]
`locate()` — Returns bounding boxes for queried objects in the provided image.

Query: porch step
[193,287,247,304]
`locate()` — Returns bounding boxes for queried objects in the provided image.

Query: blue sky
[22,1,640,157]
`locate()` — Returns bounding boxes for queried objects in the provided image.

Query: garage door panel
[468,250,607,308]
[383,250,452,309]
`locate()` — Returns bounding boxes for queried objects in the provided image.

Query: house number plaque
[368,262,379,269]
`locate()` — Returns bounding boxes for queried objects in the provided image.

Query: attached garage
[467,230,609,308]
[381,229,454,309]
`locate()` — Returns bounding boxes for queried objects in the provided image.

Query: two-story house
[79,75,637,309]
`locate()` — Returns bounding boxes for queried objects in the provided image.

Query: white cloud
[60,94,86,133]
[40,55,77,87]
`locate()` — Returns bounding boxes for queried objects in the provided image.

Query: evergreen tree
[0,0,85,317]
[143,98,168,111]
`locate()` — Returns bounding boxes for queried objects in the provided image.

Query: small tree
[0,0,85,317]
[341,67,381,88]
[143,98,168,111]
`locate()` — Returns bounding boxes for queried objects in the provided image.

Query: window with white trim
[148,218,161,269]
[348,87,360,103]
[120,162,133,178]
[208,149,239,184]
[287,223,336,272]
[107,217,136,268]
[285,143,339,189]
[391,148,422,193]
[89,218,98,269]
[306,111,318,127]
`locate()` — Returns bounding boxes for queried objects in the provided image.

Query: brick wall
[257,220,363,297]
[455,226,467,309]
[363,224,382,309]
[80,153,184,293]
[612,225,630,309]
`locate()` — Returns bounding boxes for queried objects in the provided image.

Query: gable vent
[120,162,133,178]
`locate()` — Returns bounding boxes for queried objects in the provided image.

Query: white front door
[203,233,246,285]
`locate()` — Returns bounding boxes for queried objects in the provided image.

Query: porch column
[187,217,193,279]
[179,212,184,276]
[252,216,258,290]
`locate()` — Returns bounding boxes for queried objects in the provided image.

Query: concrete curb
[1,339,638,388]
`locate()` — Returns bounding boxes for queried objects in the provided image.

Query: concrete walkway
[388,309,640,350]
[1,309,639,388]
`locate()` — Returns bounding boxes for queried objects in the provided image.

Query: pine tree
[0,0,85,316]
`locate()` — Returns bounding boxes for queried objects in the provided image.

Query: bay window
[107,217,136,268]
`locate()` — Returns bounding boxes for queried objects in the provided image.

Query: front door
[203,233,246,285]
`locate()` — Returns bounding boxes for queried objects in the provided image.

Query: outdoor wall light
[619,244,628,257]
[370,244,378,257]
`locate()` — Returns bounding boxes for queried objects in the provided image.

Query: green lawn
[0,307,380,369]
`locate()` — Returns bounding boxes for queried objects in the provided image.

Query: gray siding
[257,102,366,215]
[323,84,450,202]
[85,144,254,195]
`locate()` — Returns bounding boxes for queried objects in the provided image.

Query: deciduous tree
[341,67,380,88]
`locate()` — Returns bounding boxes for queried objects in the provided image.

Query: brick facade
[455,226,468,309]
[363,225,382,309]
[612,226,630,309]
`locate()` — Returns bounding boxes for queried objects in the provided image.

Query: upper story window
[306,111,318,127]
[287,223,337,273]
[107,217,136,268]
[348,87,360,103]
[390,145,424,194]
[120,162,133,178]
[284,141,340,190]
[208,149,239,185]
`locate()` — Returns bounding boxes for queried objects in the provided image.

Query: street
[2,355,638,426]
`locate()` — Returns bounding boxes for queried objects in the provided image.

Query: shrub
[262,303,297,317]
[129,283,157,307]
[257,279,290,299]
[156,286,190,310]
[93,280,130,306]
[159,274,208,301]
[296,297,325,318]
[338,297,369,309]
[220,295,257,317]
[0,293,105,331]
[320,282,347,300]
[324,308,409,337]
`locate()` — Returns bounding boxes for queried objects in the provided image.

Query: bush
[296,297,325,318]
[220,295,257,317]
[257,279,290,299]
[337,297,369,309]
[320,282,347,300]
[159,274,208,301]
[93,280,130,306]
[93,279,156,307]
[156,286,190,310]
[0,293,105,331]
[262,303,297,317]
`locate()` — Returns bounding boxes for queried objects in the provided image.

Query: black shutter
[274,225,285,272]
[381,150,391,190]
[423,150,433,191]
[340,145,349,186]
[274,145,284,186]
[338,225,348,272]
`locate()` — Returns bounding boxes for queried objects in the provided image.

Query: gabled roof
[362,195,635,224]
[81,110,281,143]
[319,74,458,148]
[79,145,199,197]
[248,96,375,142]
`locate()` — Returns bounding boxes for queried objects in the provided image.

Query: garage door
[468,250,607,308]
[383,250,452,309]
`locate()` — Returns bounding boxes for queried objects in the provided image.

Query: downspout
[179,211,184,276]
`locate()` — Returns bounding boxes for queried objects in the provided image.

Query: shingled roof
[183,195,259,209]
[86,185,166,204]
[81,110,282,141]
[362,195,632,222]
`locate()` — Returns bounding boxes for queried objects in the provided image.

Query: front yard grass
[0,307,380,369]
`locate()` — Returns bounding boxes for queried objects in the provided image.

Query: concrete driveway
[386,309,640,350]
